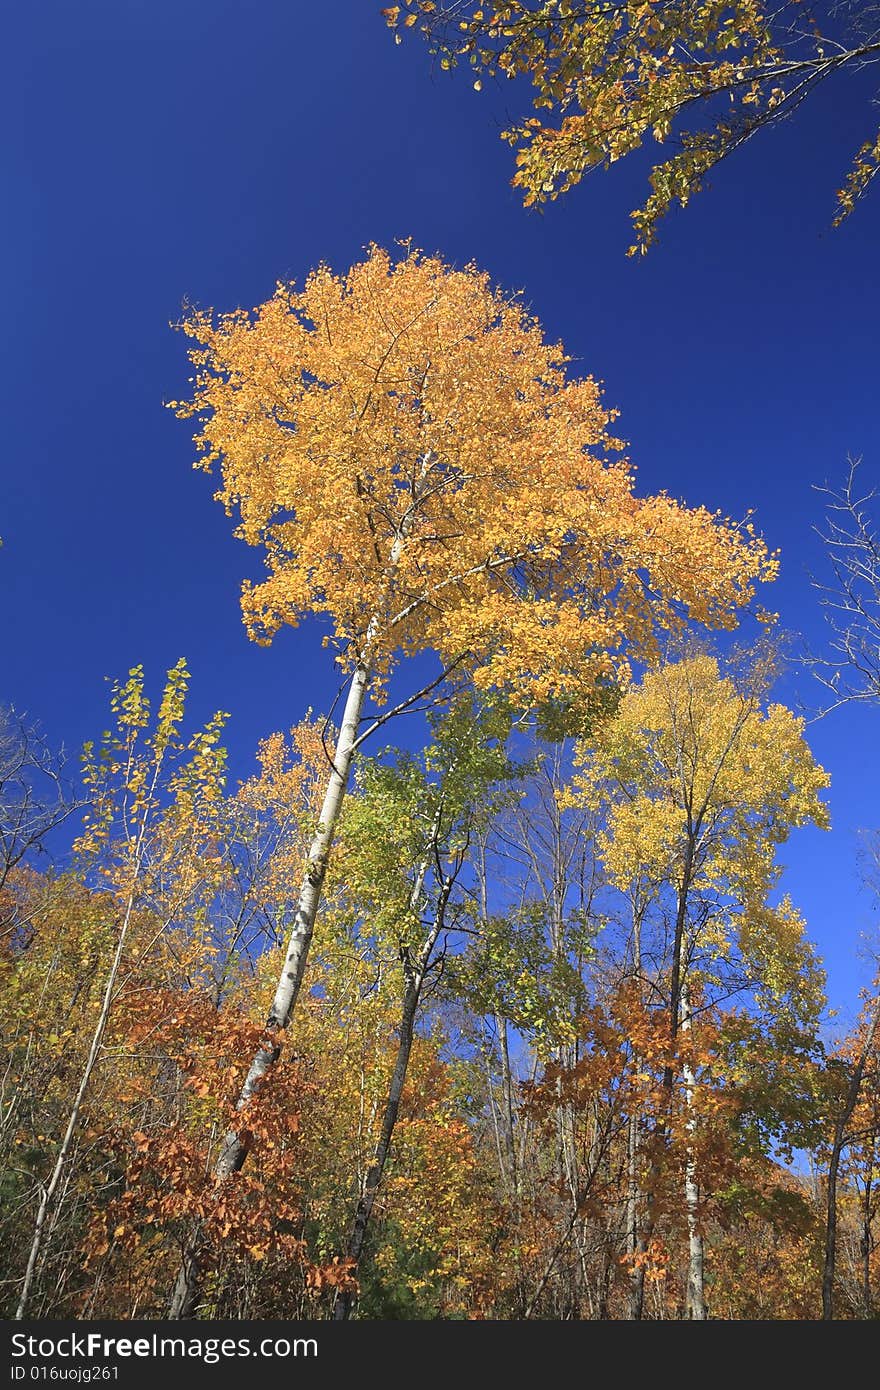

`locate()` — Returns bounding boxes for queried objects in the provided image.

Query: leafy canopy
[568,652,830,1016]
[173,245,774,706]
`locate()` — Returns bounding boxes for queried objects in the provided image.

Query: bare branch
[808,458,880,715]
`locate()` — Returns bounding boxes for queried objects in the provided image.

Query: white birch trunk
[214,657,371,1176]
[168,657,370,1318]
[169,470,433,1317]
[681,982,706,1319]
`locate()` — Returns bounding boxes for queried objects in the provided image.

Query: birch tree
[169,242,774,1314]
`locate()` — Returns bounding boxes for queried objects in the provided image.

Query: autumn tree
[567,647,829,1316]
[72,717,357,1320]
[330,700,512,1317]
[807,458,880,1315]
[169,243,774,1314]
[0,874,116,1316]
[7,661,229,1318]
[514,983,664,1317]
[385,2,880,252]
[820,971,880,1318]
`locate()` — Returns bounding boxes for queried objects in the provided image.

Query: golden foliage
[387,4,880,250]
[173,245,775,705]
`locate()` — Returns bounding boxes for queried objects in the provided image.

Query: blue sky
[3,1,878,1023]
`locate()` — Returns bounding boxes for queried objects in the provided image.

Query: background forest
[2,2,879,1321]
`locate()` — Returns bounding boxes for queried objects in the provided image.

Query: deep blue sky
[3,1,878,1022]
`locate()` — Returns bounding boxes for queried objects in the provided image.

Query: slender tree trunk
[597,1229,614,1320]
[823,993,880,1319]
[15,752,163,1321]
[334,857,454,1321]
[823,1130,845,1322]
[482,1027,509,1194]
[627,1111,646,1320]
[333,981,419,1320]
[627,904,646,1320]
[666,849,692,1085]
[680,982,706,1319]
[474,835,519,1204]
[169,659,371,1319]
[861,1161,874,1318]
[496,1012,519,1204]
[630,850,693,1321]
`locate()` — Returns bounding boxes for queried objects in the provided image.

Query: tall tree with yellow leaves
[169,243,774,1314]
[567,647,829,1316]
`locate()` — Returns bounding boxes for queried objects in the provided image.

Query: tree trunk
[475,835,519,1205]
[666,847,692,1084]
[627,903,646,1320]
[16,753,163,1320]
[823,992,880,1319]
[496,1012,519,1203]
[16,1046,105,1320]
[680,982,706,1319]
[627,1111,646,1320]
[861,1161,874,1318]
[334,854,454,1321]
[823,1133,844,1322]
[333,980,419,1320]
[628,850,693,1321]
[169,659,371,1319]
